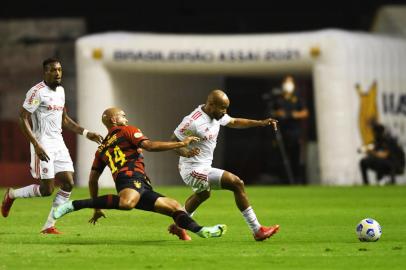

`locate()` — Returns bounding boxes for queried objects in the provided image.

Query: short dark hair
[42,57,60,71]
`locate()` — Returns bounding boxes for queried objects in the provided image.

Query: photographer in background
[270,75,309,184]
[359,122,405,185]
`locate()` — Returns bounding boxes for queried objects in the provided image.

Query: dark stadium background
[2,1,406,33]
[1,0,405,186]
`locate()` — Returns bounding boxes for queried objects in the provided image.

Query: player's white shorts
[30,144,74,179]
[178,164,224,193]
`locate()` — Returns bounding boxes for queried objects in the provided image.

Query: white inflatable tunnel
[76,29,406,187]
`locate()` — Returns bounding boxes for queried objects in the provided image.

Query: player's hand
[261,118,278,131]
[182,136,200,146]
[185,147,200,158]
[87,132,103,144]
[34,144,50,162]
[89,209,106,225]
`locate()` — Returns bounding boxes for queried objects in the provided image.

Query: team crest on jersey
[133,181,142,189]
[134,132,143,138]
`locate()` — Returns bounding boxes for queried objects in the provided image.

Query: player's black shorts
[115,172,164,212]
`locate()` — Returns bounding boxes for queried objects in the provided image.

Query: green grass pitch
[0,185,405,270]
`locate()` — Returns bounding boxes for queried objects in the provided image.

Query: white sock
[42,189,71,230]
[242,206,261,233]
[10,184,41,199]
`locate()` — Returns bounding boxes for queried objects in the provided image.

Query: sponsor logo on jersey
[134,132,143,138]
[203,134,217,141]
[179,121,191,133]
[47,105,64,111]
[28,89,39,105]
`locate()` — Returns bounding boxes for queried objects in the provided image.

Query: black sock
[72,194,120,210]
[172,210,202,233]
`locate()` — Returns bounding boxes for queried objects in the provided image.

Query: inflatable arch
[76,29,406,186]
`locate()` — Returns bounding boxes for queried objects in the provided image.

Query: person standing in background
[271,75,309,184]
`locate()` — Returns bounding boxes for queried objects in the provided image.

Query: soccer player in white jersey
[1,58,103,234]
[168,89,280,241]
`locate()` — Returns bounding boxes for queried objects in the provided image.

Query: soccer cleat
[41,226,62,234]
[254,225,280,241]
[196,224,227,238]
[1,188,15,218]
[52,201,74,219]
[168,223,192,241]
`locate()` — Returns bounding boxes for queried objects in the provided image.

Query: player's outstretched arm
[88,170,106,225]
[227,117,278,131]
[62,108,103,144]
[140,136,200,152]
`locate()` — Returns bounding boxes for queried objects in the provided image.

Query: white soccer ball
[356,218,382,242]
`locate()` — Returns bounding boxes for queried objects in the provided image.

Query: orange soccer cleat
[254,225,280,241]
[41,226,62,234]
[168,223,192,241]
[1,188,15,218]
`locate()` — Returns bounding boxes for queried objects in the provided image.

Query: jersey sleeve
[22,87,42,113]
[91,151,106,174]
[174,116,197,141]
[124,126,149,147]
[219,114,232,126]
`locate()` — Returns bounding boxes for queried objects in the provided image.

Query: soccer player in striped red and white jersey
[168,89,280,241]
[1,58,103,234]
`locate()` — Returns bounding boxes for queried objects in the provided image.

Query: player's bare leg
[221,171,279,241]
[156,197,226,240]
[117,189,140,210]
[184,190,210,214]
[220,171,250,211]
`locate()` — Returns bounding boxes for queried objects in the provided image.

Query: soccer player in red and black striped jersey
[53,107,227,239]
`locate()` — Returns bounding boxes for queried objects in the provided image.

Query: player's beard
[50,81,61,89]
[215,113,224,120]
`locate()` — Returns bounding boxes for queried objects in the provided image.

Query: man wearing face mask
[272,75,309,185]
